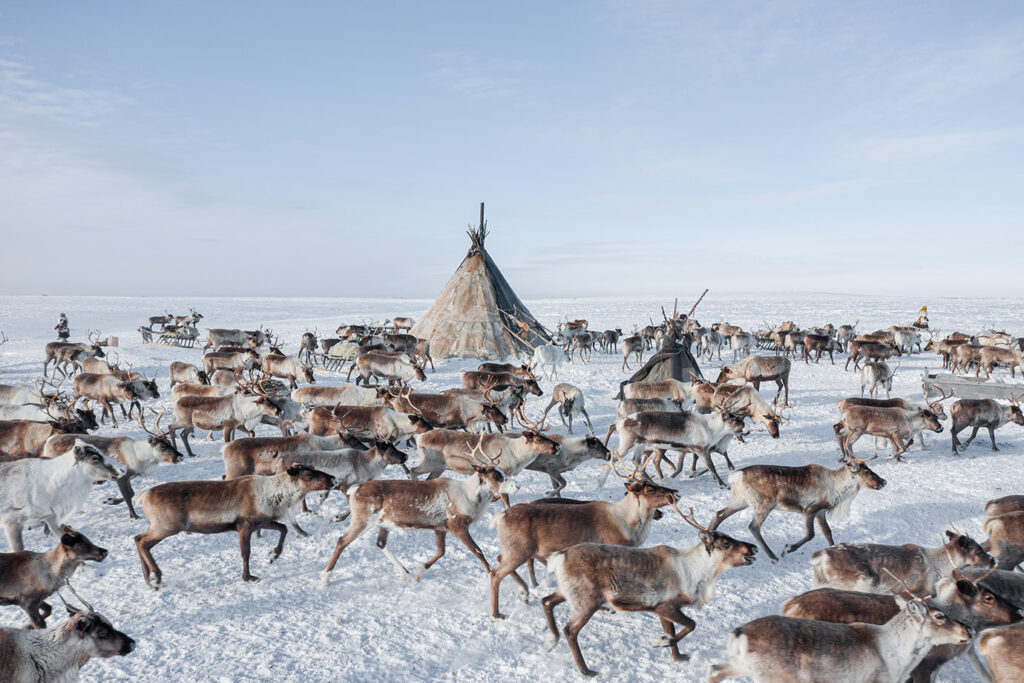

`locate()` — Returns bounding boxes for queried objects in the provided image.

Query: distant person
[913,305,929,329]
[55,313,70,340]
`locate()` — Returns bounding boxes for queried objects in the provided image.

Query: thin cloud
[0,58,132,124]
[424,50,528,100]
[850,128,1024,163]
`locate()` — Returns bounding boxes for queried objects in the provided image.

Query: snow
[1,293,1022,682]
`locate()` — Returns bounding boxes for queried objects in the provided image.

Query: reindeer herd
[1,307,1024,682]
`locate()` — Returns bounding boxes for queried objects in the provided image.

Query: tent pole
[480,202,485,228]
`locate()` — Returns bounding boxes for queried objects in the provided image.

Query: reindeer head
[583,435,611,461]
[60,526,108,563]
[680,508,757,566]
[843,455,887,489]
[284,464,338,493]
[72,440,126,480]
[936,569,1021,626]
[944,530,995,570]
[372,440,408,465]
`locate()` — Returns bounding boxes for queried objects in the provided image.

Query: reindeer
[410,425,559,481]
[601,329,621,353]
[803,333,840,364]
[730,332,755,361]
[979,345,1024,378]
[835,322,858,352]
[169,361,208,387]
[0,440,125,551]
[925,335,969,369]
[148,312,173,330]
[477,362,535,380]
[203,349,259,382]
[525,433,610,497]
[530,344,568,381]
[383,387,507,433]
[308,405,432,445]
[488,457,679,618]
[170,393,282,457]
[707,596,971,683]
[135,465,336,586]
[709,456,887,562]
[983,513,1024,570]
[298,330,317,365]
[569,333,593,363]
[42,410,184,519]
[390,316,415,332]
[835,400,945,461]
[950,397,1024,455]
[261,354,314,390]
[43,338,105,378]
[461,370,541,396]
[609,409,746,487]
[951,343,983,374]
[811,531,994,595]
[71,372,158,427]
[540,383,593,434]
[846,339,900,370]
[986,495,1024,518]
[979,623,1024,682]
[0,587,135,681]
[716,355,791,406]
[622,378,698,406]
[353,352,425,386]
[621,334,645,370]
[541,508,757,676]
[0,527,107,628]
[0,414,99,460]
[320,435,517,584]
[701,330,725,362]
[860,361,897,399]
[291,383,385,407]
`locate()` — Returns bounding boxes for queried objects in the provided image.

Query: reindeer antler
[679,506,712,532]
[62,578,95,614]
[136,406,167,437]
[928,387,954,410]
[882,568,932,602]
[466,432,501,466]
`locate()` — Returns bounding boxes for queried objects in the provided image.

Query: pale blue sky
[1,2,1022,297]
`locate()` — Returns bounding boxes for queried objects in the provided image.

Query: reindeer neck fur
[865,611,936,682]
[42,543,84,583]
[446,473,492,521]
[253,473,306,516]
[20,619,97,679]
[671,542,726,609]
[36,452,93,520]
[825,465,861,521]
[920,544,956,589]
[608,493,654,545]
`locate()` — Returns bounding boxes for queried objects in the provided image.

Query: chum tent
[410,205,551,361]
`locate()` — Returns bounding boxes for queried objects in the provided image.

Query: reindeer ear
[904,599,927,622]
[945,530,956,540]
[699,531,713,549]
[956,579,978,597]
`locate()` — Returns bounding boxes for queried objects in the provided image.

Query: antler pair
[135,406,168,437]
[466,432,502,467]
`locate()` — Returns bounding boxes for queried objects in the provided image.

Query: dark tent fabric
[618,326,702,398]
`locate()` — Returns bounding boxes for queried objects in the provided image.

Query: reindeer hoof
[102,496,122,506]
[516,585,529,602]
[319,570,332,587]
[243,574,261,583]
[581,668,599,677]
[414,563,427,580]
[652,635,674,648]
[268,550,280,563]
[672,652,691,662]
[492,612,507,621]
[544,633,559,652]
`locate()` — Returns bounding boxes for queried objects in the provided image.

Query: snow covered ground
[1,293,1023,682]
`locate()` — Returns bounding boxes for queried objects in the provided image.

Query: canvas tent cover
[619,325,703,397]
[411,224,550,361]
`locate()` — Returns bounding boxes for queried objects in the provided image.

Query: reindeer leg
[988,424,999,451]
[449,524,491,573]
[542,591,566,651]
[747,508,779,562]
[414,530,447,578]
[697,447,727,488]
[375,528,411,580]
[782,511,819,556]
[527,558,538,587]
[545,472,566,498]
[709,497,748,532]
[563,600,601,677]
[815,510,835,545]
[653,604,696,662]
[237,522,259,582]
[265,521,288,562]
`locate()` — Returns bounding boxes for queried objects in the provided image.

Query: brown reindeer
[488,456,679,619]
[134,465,337,586]
[319,435,517,584]
[709,456,887,562]
[541,508,757,676]
[950,397,1024,455]
[716,355,791,406]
